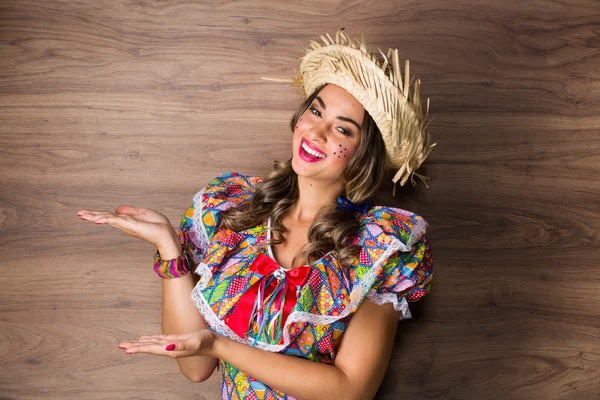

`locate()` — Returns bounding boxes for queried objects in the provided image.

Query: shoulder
[183,171,263,225]
[353,205,429,252]
[178,172,264,260]
[200,171,263,205]
[343,205,433,319]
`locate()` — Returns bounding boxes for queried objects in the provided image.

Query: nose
[307,120,330,143]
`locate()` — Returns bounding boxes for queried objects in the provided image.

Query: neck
[288,175,343,224]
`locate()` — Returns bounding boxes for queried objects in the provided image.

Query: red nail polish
[118,345,125,349]
[165,344,176,351]
[95,221,102,224]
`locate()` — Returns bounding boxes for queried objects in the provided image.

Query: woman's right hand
[77,206,180,249]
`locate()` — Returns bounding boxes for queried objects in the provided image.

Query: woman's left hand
[118,330,216,358]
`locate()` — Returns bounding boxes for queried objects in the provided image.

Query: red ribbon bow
[225,253,311,344]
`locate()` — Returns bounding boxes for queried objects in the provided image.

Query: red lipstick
[298,139,326,163]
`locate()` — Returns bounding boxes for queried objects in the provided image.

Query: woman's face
[292,84,364,184]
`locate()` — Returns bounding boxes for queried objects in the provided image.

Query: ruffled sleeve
[354,206,433,320]
[177,172,263,265]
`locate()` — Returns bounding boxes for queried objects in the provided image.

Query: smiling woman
[79,28,435,400]
[293,85,364,177]
[218,82,390,274]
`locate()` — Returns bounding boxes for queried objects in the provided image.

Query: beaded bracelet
[153,249,192,279]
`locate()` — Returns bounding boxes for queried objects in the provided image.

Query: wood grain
[1,1,599,399]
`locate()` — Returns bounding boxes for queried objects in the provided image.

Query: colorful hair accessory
[153,250,191,279]
[336,195,373,213]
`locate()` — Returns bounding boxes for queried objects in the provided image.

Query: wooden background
[1,1,599,399]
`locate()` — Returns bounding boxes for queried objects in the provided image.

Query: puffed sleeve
[359,207,433,320]
[177,172,263,265]
[177,202,206,264]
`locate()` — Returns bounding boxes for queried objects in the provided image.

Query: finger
[139,334,166,340]
[79,211,114,220]
[137,333,191,341]
[125,343,165,355]
[115,205,145,215]
[169,334,202,352]
[134,338,173,347]
[129,338,163,344]
[118,340,142,349]
[164,342,185,352]
[119,339,164,349]
[95,214,138,232]
[80,211,113,216]
[125,342,186,356]
[119,333,193,349]
[122,340,186,353]
[122,335,165,343]
[82,213,122,225]
[163,333,194,341]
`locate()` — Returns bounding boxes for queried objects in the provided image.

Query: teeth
[302,142,325,158]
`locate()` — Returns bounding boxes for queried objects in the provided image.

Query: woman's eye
[310,106,352,137]
[337,127,351,136]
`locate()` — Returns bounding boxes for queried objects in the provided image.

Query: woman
[78,29,435,400]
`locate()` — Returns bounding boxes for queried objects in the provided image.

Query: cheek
[331,143,358,162]
[295,116,309,133]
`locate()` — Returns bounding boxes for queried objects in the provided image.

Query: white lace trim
[191,237,408,353]
[362,213,426,322]
[406,214,428,249]
[366,290,412,320]
[187,193,426,352]
[189,188,210,264]
[194,262,214,288]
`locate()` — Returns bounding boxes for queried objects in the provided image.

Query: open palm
[77,205,178,248]
[118,330,215,358]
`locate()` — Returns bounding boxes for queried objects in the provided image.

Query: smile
[299,139,326,162]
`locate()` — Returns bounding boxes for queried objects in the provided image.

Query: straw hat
[262,28,437,196]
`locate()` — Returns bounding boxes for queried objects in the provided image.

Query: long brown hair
[219,84,387,269]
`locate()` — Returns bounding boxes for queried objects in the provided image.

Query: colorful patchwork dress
[177,172,433,400]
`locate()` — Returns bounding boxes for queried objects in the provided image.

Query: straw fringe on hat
[262,28,436,196]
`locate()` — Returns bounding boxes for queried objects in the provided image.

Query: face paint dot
[339,144,342,147]
[338,156,340,158]
[333,152,336,154]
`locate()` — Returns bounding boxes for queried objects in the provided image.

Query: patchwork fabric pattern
[177,172,433,399]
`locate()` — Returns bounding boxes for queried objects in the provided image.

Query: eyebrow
[315,96,362,131]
